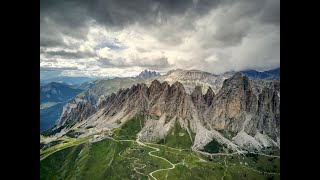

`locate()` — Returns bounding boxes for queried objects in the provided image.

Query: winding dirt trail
[42,135,279,179]
[105,137,176,180]
[221,156,228,180]
[136,139,176,180]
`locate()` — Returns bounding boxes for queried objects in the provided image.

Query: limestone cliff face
[148,80,189,120]
[200,73,280,149]
[54,73,280,151]
[254,81,280,140]
[57,97,96,128]
[203,87,215,107]
[148,69,234,94]
[204,73,257,132]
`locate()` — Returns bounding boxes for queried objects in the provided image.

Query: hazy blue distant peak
[240,68,280,80]
[135,70,160,80]
[40,76,97,85]
[40,82,83,103]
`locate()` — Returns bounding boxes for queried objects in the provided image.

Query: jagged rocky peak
[203,86,215,106]
[171,81,185,91]
[51,71,280,152]
[57,97,96,128]
[149,80,171,98]
[222,72,249,88]
[191,86,203,100]
[161,81,169,87]
[149,79,162,93]
[168,81,187,99]
[206,72,257,131]
[218,73,252,107]
[191,86,206,111]
[135,70,160,80]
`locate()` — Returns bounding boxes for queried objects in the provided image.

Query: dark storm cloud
[40,67,79,72]
[98,57,170,70]
[44,50,95,59]
[40,0,279,46]
[40,0,221,28]
[40,0,222,48]
[40,0,280,77]
[40,35,65,48]
[259,0,280,25]
[197,0,279,48]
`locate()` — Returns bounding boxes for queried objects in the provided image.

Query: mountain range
[51,72,279,151]
[40,76,96,86]
[41,68,280,179]
[43,68,280,150]
[135,70,160,80]
[241,68,280,80]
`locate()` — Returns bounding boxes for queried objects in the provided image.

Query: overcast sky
[40,0,279,79]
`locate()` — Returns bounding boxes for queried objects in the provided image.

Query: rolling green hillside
[40,116,280,180]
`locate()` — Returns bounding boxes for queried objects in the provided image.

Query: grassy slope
[113,115,144,140]
[41,138,170,179]
[41,139,279,180]
[40,117,280,180]
[158,121,193,149]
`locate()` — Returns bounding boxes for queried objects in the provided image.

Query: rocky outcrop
[56,97,96,128]
[203,87,215,106]
[202,73,280,149]
[204,73,257,131]
[191,86,215,111]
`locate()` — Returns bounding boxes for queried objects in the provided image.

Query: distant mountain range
[241,68,280,80]
[40,76,97,86]
[134,70,160,80]
[40,82,83,132]
[40,82,83,103]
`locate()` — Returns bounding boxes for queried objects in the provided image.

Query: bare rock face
[152,69,234,94]
[57,97,96,128]
[203,87,215,107]
[53,73,280,151]
[149,81,185,117]
[205,73,256,131]
[254,81,280,140]
[191,86,205,111]
[202,73,280,149]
